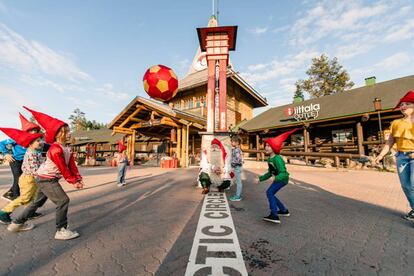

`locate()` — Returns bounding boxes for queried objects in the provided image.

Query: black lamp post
[373,98,383,143]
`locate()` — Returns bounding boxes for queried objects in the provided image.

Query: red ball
[143,65,179,102]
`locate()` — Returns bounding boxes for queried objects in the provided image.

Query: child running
[257,128,299,224]
[8,106,84,240]
[0,128,44,225]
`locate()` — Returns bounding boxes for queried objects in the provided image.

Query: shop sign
[285,103,320,121]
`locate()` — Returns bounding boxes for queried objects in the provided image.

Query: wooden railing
[244,148,364,168]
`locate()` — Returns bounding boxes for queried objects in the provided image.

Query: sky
[1,0,414,140]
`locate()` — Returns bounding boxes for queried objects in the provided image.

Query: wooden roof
[71,128,124,146]
[108,96,206,138]
[176,67,268,108]
[241,75,414,132]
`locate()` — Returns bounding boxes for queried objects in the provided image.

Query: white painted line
[185,192,248,276]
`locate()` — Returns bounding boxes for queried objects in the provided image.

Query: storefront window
[332,129,353,143]
[189,100,193,109]
[291,134,304,145]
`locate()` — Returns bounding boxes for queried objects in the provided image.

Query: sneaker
[404,210,414,221]
[1,191,13,202]
[0,211,11,224]
[229,195,242,202]
[7,222,35,232]
[117,183,126,187]
[201,188,209,195]
[27,212,43,220]
[55,227,80,240]
[263,214,281,224]
[277,209,290,217]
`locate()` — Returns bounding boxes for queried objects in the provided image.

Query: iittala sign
[285,103,321,121]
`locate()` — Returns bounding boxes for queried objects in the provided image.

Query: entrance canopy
[109,96,206,138]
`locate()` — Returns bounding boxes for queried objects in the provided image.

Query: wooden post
[304,128,309,165]
[335,156,340,168]
[181,126,187,167]
[356,122,365,156]
[131,130,136,165]
[192,135,195,155]
[177,128,182,161]
[256,134,260,161]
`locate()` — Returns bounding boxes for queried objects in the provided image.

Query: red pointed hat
[263,128,300,154]
[19,113,41,132]
[118,141,127,153]
[23,106,67,144]
[211,138,227,160]
[394,91,414,109]
[0,128,43,148]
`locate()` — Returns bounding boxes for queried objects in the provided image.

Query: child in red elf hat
[0,128,43,226]
[257,128,299,224]
[375,91,414,221]
[0,113,42,202]
[8,107,84,240]
[115,140,129,187]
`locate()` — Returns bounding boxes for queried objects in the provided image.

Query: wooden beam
[177,128,182,160]
[150,110,160,120]
[182,126,187,167]
[356,122,365,155]
[113,126,133,135]
[130,117,145,123]
[303,127,309,165]
[119,106,145,128]
[160,117,179,128]
[130,123,143,129]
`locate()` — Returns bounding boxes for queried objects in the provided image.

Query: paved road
[0,165,413,275]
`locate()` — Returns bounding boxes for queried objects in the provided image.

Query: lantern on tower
[142,65,179,102]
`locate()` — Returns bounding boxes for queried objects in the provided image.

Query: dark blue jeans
[266,181,288,216]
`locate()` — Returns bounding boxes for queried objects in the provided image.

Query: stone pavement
[0,164,413,275]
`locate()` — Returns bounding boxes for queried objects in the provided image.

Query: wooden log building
[238,75,414,165]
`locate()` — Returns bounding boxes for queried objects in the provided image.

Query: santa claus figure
[198,138,233,194]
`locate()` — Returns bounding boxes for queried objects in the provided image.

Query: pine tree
[298,54,354,98]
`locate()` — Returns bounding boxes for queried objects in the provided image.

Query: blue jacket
[0,139,26,161]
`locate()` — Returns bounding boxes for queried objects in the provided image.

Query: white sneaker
[117,183,126,187]
[7,222,35,232]
[55,227,80,240]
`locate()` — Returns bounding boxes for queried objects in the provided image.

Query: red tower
[197,22,237,132]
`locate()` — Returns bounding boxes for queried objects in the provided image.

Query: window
[189,100,193,109]
[291,134,304,145]
[332,129,353,143]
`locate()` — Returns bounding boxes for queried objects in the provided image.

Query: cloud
[247,27,268,35]
[383,19,414,43]
[375,52,412,70]
[289,1,392,46]
[20,75,86,93]
[96,83,130,101]
[273,25,290,34]
[241,49,319,83]
[0,22,91,82]
[336,43,374,60]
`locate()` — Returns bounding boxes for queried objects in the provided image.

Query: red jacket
[36,143,82,184]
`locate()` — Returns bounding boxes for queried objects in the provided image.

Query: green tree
[298,54,354,98]
[69,108,87,131]
[69,108,107,131]
[293,80,304,101]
